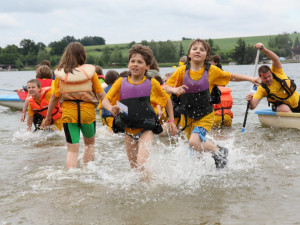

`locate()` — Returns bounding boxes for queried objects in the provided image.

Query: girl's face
[188,42,207,64]
[128,53,150,78]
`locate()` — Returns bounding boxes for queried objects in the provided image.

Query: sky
[0,0,300,48]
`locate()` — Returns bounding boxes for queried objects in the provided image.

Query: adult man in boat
[246,43,300,113]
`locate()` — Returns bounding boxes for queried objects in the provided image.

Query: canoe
[255,108,300,129]
[0,94,24,110]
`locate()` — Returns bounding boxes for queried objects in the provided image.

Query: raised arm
[255,43,281,69]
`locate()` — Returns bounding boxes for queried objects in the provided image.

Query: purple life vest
[120,78,151,100]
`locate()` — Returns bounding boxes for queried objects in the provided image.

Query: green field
[85,33,300,58]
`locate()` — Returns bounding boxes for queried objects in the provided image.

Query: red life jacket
[28,87,62,122]
[37,78,52,88]
[213,86,233,118]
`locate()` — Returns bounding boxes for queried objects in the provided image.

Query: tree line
[0,33,299,70]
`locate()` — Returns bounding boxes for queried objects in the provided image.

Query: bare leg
[125,134,139,168]
[66,143,80,169]
[277,104,292,112]
[189,133,219,154]
[137,130,153,167]
[83,135,95,164]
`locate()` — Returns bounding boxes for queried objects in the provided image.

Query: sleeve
[208,65,231,91]
[150,79,170,108]
[271,66,288,80]
[91,73,104,93]
[53,77,60,98]
[104,77,122,105]
[28,103,34,117]
[166,65,185,88]
[253,86,267,100]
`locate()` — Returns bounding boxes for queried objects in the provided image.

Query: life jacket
[178,64,214,119]
[37,78,52,88]
[112,77,162,134]
[54,64,98,104]
[261,73,297,105]
[213,86,233,118]
[28,87,62,122]
[102,85,113,119]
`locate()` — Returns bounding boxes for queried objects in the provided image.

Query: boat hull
[0,94,24,110]
[255,109,300,129]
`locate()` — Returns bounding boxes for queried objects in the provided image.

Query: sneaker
[212,145,228,169]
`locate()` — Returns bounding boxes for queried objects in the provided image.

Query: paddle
[241,49,260,132]
[0,88,17,92]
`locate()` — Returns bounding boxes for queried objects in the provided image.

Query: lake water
[0,64,300,224]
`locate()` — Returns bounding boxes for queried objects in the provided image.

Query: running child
[165,39,260,169]
[42,42,106,169]
[102,44,177,176]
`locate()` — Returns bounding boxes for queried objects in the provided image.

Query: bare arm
[41,94,59,128]
[97,91,106,101]
[246,93,261,110]
[102,99,120,116]
[230,73,261,86]
[27,115,34,131]
[165,84,188,95]
[255,43,281,69]
[165,98,177,136]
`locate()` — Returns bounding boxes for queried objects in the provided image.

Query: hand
[167,121,177,136]
[174,85,188,95]
[21,112,26,122]
[111,105,120,116]
[246,93,253,101]
[157,105,162,119]
[252,77,261,86]
[255,43,264,50]
[41,116,51,129]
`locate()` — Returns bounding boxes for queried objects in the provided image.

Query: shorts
[191,126,208,142]
[63,121,96,144]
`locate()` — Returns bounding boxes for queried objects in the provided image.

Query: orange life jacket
[213,86,233,118]
[37,78,52,88]
[28,87,62,122]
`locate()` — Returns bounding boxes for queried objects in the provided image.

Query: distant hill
[85,33,300,58]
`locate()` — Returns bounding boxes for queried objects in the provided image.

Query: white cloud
[0,0,299,47]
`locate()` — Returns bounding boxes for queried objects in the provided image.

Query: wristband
[166,119,175,123]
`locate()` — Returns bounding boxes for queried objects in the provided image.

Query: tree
[20,39,38,55]
[37,49,51,64]
[49,40,68,55]
[179,42,184,57]
[293,36,300,48]
[233,38,246,64]
[101,46,112,65]
[268,33,293,57]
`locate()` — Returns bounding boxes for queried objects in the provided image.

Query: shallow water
[0,65,300,224]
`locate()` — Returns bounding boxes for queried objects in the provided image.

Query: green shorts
[63,121,96,144]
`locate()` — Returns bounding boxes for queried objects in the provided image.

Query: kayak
[255,108,300,129]
[0,94,24,110]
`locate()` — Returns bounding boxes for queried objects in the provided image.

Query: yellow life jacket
[54,64,98,103]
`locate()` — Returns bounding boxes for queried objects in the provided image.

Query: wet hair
[56,42,86,73]
[105,70,119,85]
[120,70,129,77]
[36,65,53,79]
[153,75,163,85]
[211,55,221,64]
[164,72,173,80]
[179,56,187,64]
[187,39,211,64]
[95,65,103,75]
[150,58,160,72]
[128,44,154,66]
[258,65,271,76]
[39,60,51,68]
[27,79,41,88]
